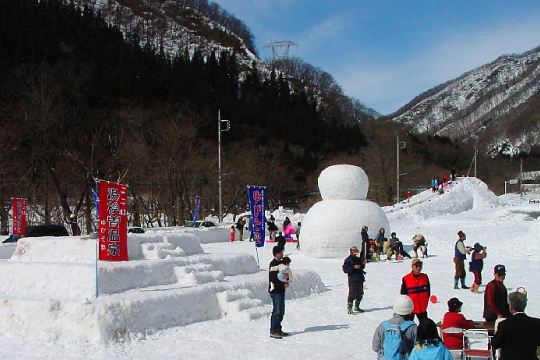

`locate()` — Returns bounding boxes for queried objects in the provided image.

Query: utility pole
[474,143,477,178]
[520,158,524,196]
[396,136,407,204]
[218,110,230,223]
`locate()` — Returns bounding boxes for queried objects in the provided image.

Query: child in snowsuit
[230,226,236,242]
[269,256,292,291]
[469,243,487,293]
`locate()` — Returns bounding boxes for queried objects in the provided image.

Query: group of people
[268,223,540,360]
[363,227,418,262]
[431,171,457,194]
[230,215,301,247]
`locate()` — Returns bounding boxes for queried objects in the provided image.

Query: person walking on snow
[236,216,245,241]
[454,231,471,289]
[372,295,417,359]
[401,259,430,321]
[342,246,366,314]
[268,246,289,339]
[469,242,487,293]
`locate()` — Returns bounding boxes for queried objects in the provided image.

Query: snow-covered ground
[1,178,539,359]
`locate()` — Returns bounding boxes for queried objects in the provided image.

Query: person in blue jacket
[409,318,453,360]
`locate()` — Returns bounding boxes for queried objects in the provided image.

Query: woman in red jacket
[442,297,475,349]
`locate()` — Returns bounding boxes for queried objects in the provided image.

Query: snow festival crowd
[268,226,540,360]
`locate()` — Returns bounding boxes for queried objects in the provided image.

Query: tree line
[0,0,368,234]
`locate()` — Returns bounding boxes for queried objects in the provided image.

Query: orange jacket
[401,272,430,313]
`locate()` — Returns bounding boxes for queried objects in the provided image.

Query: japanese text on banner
[248,187,266,248]
[12,198,27,235]
[98,182,129,261]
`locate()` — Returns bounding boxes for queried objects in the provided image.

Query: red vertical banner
[98,181,129,261]
[12,198,27,235]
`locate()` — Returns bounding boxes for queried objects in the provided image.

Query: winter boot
[454,278,459,289]
[353,300,364,313]
[471,283,480,293]
[347,302,357,315]
[461,278,470,289]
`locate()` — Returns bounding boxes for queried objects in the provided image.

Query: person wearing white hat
[372,295,418,359]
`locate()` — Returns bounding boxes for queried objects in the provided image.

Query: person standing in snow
[267,219,278,241]
[236,216,245,241]
[282,217,291,232]
[360,225,370,261]
[372,295,417,359]
[469,242,487,293]
[275,232,286,251]
[483,264,511,321]
[492,291,540,360]
[409,318,453,360]
[269,246,289,339]
[342,246,366,314]
[401,259,430,321]
[454,231,471,289]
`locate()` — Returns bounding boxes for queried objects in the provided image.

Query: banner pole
[255,247,260,267]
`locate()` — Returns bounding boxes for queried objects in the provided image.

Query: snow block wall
[0,234,325,345]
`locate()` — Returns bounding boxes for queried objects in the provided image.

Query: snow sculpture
[301,164,390,258]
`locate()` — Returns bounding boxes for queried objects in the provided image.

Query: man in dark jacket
[492,291,540,360]
[269,246,289,339]
[483,264,511,321]
[342,246,366,314]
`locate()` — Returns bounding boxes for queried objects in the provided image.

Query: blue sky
[212,1,540,115]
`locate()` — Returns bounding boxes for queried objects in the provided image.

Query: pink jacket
[284,222,296,236]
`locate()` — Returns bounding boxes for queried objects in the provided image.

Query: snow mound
[386,177,498,221]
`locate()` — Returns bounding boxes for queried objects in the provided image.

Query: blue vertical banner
[247,186,266,248]
[192,196,201,224]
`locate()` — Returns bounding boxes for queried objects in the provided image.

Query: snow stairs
[0,235,326,345]
[217,288,270,321]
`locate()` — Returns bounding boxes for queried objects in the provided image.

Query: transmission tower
[263,36,298,62]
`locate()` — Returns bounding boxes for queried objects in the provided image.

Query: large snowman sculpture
[301,164,390,258]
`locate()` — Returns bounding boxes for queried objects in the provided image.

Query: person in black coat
[275,232,286,251]
[492,291,540,360]
[342,246,366,314]
[269,246,289,339]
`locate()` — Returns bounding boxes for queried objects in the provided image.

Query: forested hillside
[1,0,513,235]
[0,0,368,233]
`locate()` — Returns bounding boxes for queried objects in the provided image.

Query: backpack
[381,320,415,360]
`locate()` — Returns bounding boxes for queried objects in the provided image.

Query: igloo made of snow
[318,164,368,200]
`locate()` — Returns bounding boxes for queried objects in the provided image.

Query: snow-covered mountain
[79,0,258,65]
[391,47,540,156]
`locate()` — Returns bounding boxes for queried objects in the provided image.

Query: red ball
[430,295,438,304]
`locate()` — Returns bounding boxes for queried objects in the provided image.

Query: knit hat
[349,246,359,253]
[393,295,414,315]
[447,297,463,312]
[494,264,506,275]
[473,243,483,251]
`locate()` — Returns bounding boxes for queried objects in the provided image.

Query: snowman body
[301,165,390,258]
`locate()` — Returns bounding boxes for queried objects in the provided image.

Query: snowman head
[318,164,369,200]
